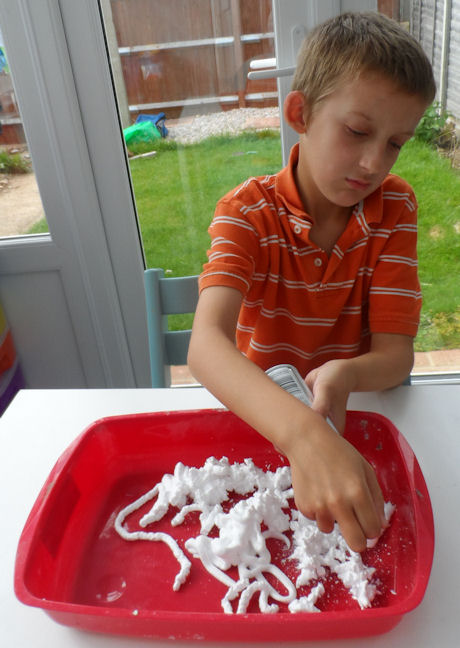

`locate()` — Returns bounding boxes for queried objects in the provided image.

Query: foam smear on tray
[115,457,394,614]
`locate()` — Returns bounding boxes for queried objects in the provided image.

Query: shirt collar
[275,143,309,218]
[359,185,384,225]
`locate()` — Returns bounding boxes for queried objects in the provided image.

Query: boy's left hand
[305,333,415,433]
[305,360,355,434]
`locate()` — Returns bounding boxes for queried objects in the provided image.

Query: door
[0,0,150,387]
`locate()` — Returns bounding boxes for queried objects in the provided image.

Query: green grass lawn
[392,139,460,350]
[130,132,282,276]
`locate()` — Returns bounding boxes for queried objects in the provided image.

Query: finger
[292,489,315,522]
[304,368,318,392]
[328,404,347,434]
[351,479,384,542]
[305,370,335,423]
[335,509,367,553]
[315,510,335,534]
[309,388,331,420]
[364,462,386,528]
[331,478,381,552]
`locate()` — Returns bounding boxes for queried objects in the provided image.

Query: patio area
[171,348,460,386]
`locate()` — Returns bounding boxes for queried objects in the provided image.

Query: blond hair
[292,12,436,110]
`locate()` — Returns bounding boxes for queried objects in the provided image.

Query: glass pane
[393,139,460,377]
[394,5,460,377]
[0,24,49,238]
[101,0,280,279]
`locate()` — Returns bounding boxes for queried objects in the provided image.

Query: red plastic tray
[15,409,434,642]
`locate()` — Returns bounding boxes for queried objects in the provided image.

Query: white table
[1,385,459,647]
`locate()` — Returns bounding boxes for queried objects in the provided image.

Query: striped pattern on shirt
[199,144,422,376]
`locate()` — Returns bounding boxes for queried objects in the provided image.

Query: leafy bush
[416,308,460,351]
[0,149,30,174]
[415,102,452,147]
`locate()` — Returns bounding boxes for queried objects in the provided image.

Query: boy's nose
[358,142,384,176]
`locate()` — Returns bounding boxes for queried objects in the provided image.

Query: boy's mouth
[346,177,371,191]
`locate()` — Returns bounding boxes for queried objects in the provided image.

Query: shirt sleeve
[199,194,260,296]
[368,182,422,337]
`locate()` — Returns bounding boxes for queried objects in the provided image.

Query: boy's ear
[284,91,309,133]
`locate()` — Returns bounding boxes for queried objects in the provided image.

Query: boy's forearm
[306,333,414,432]
[346,333,414,393]
[188,286,325,451]
[188,322,321,452]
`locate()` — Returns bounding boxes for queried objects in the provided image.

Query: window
[0,24,48,239]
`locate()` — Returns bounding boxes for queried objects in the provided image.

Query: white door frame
[58,0,151,386]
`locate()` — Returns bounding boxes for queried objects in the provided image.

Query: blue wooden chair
[144,268,199,387]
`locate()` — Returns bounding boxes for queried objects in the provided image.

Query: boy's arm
[306,333,414,432]
[188,285,385,552]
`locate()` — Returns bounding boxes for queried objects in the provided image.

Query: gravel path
[167,107,280,145]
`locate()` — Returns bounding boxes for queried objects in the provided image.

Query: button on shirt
[199,143,422,376]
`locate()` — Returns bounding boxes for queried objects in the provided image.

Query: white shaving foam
[115,457,394,613]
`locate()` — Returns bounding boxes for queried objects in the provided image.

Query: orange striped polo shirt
[199,143,422,377]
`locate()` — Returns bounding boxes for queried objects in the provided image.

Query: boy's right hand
[284,416,385,553]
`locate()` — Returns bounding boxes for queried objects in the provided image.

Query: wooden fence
[0,59,24,145]
[109,0,277,121]
[412,0,460,119]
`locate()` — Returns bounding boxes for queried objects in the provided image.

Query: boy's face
[296,74,428,213]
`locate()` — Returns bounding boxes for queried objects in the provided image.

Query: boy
[188,12,435,552]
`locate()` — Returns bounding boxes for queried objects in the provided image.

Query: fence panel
[110,0,277,121]
[411,0,460,120]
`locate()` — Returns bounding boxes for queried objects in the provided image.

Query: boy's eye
[346,126,367,137]
[390,139,407,151]
[346,125,405,152]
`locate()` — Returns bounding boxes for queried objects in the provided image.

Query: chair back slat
[159,275,199,315]
[165,330,193,366]
[144,268,199,387]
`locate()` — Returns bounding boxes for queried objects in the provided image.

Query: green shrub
[416,308,460,351]
[0,149,30,174]
[415,102,451,147]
